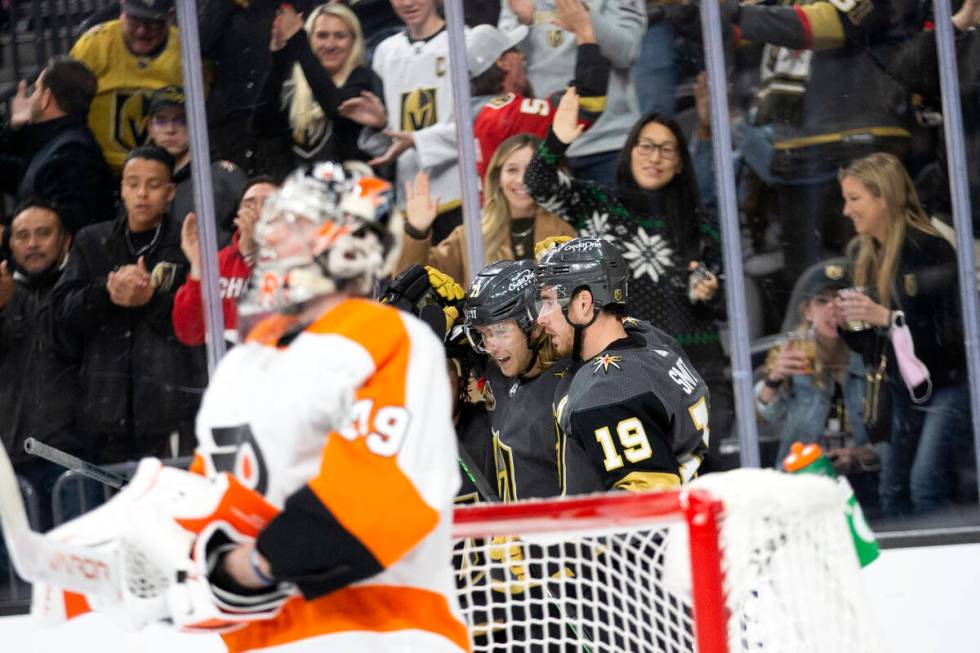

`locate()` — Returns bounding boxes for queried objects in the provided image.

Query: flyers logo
[111,90,150,152]
[400,87,437,132]
[210,424,269,496]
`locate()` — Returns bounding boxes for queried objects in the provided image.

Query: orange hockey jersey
[194,298,470,652]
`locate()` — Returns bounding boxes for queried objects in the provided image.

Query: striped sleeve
[738,0,890,50]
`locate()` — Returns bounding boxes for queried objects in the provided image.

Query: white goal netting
[451,469,879,653]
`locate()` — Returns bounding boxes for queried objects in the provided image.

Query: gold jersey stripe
[774,126,911,150]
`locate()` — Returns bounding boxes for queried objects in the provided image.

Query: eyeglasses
[150,116,187,128]
[634,139,679,161]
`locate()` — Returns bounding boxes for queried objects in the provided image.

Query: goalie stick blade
[0,434,122,599]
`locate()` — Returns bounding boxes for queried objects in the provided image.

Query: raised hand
[404,171,440,236]
[508,0,535,25]
[271,4,305,51]
[552,86,584,145]
[0,261,14,310]
[10,80,33,129]
[234,205,260,263]
[552,0,595,43]
[181,212,202,278]
[953,0,980,30]
[338,91,388,129]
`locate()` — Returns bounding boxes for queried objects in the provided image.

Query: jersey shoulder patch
[484,93,518,110]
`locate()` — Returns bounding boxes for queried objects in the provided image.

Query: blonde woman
[251,3,379,168]
[395,133,576,283]
[755,259,872,469]
[836,152,971,517]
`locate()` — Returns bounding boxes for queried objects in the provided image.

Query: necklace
[511,225,534,238]
[125,221,164,257]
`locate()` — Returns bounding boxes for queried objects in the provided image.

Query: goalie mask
[241,163,401,315]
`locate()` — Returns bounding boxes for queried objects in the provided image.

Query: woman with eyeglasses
[146,85,246,246]
[524,87,733,466]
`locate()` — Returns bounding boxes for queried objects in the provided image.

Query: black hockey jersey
[485,358,574,501]
[557,320,710,493]
[454,402,495,505]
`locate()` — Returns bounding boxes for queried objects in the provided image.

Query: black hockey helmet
[463,259,537,353]
[531,237,628,320]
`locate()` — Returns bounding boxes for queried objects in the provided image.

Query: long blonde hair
[839,152,938,308]
[288,3,365,144]
[481,134,548,262]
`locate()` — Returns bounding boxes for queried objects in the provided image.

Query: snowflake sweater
[525,129,724,357]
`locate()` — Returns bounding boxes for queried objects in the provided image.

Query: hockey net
[451,468,879,653]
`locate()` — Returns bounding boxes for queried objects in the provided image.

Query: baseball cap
[147,86,185,116]
[797,258,850,299]
[122,0,173,21]
[465,25,528,77]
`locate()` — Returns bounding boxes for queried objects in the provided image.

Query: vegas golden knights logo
[547,29,564,48]
[112,91,151,151]
[400,87,438,132]
[904,273,918,297]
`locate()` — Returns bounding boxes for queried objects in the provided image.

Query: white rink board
[0,613,225,652]
[0,542,978,652]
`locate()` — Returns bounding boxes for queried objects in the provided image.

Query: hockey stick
[0,436,122,599]
[24,438,127,490]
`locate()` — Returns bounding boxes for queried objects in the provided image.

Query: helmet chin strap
[564,306,600,362]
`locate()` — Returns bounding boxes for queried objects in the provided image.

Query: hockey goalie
[1,164,470,652]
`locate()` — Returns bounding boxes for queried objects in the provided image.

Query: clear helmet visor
[526,282,572,323]
[464,319,521,354]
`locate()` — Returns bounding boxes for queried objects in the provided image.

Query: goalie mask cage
[450,469,879,653]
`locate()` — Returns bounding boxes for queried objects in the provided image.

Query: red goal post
[450,469,878,653]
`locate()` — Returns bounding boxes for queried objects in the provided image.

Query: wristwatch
[404,222,431,240]
[890,310,906,330]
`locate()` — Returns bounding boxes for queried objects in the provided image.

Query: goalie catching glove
[31,458,296,633]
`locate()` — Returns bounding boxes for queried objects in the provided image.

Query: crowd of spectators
[0,0,978,555]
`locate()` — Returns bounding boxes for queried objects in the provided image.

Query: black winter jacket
[251,31,381,168]
[0,265,82,466]
[197,0,315,178]
[0,116,114,235]
[842,228,967,389]
[53,214,207,462]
